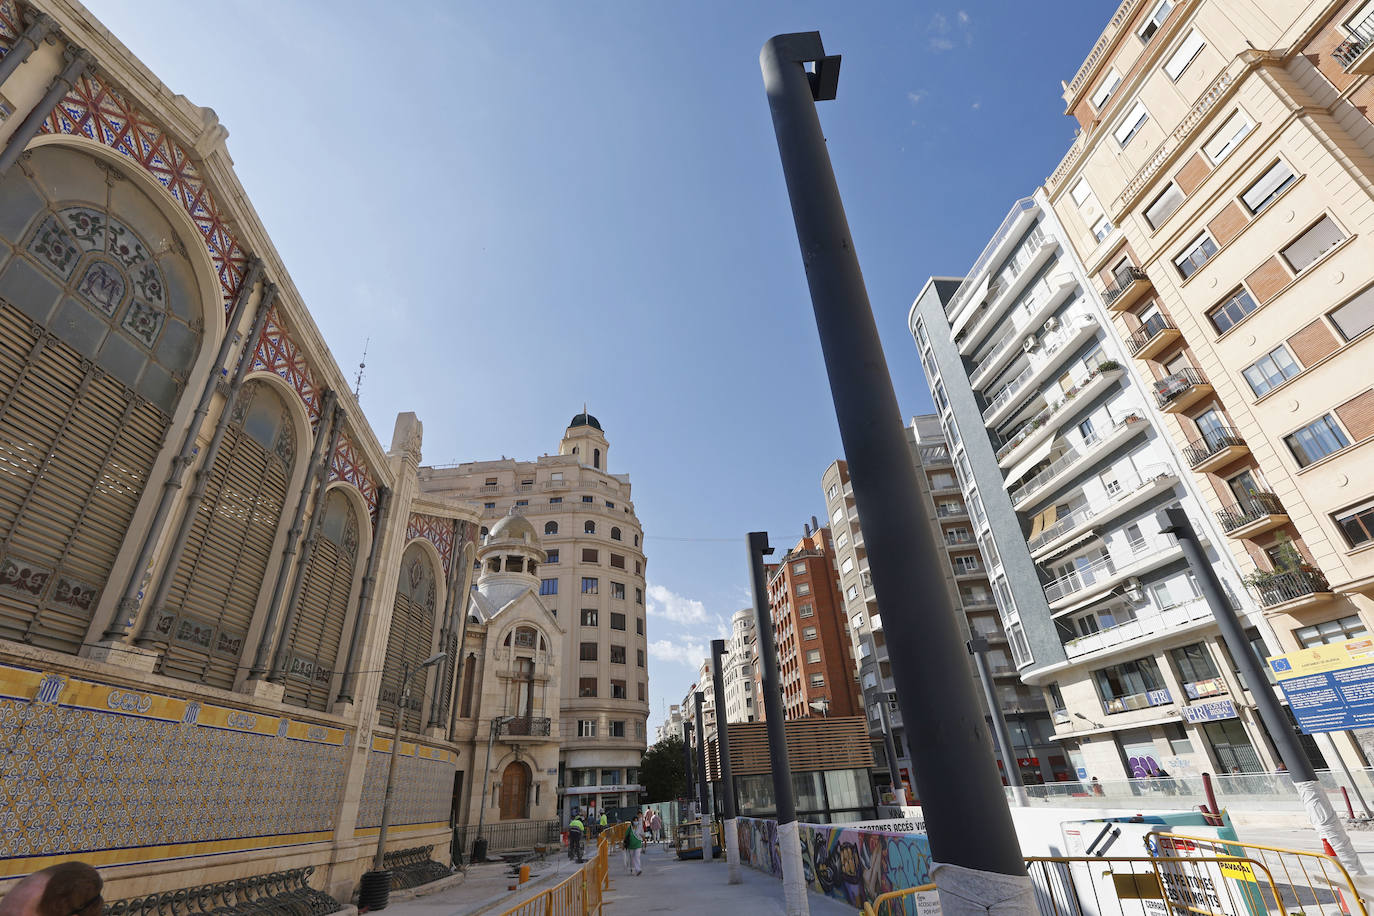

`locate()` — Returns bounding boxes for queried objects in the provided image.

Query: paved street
[385,842,858,916]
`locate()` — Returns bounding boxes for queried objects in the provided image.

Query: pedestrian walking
[623,820,644,875]
[651,809,663,844]
[0,861,102,916]
[567,810,586,863]
[599,810,609,837]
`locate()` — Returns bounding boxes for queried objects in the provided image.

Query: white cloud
[646,583,708,625]
[907,90,927,106]
[928,10,972,52]
[957,10,970,25]
[648,637,708,666]
[971,100,981,110]
[929,36,954,52]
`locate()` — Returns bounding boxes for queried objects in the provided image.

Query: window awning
[1006,436,1056,489]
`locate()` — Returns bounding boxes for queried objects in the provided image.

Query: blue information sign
[1269,641,1374,733]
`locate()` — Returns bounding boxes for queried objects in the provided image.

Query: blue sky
[86,0,1110,733]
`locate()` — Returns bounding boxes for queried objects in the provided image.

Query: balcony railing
[983,364,1035,421]
[937,504,968,518]
[995,363,1122,462]
[1026,465,1174,555]
[1125,316,1176,356]
[1216,491,1286,534]
[1183,428,1246,468]
[1009,414,1145,506]
[1334,12,1374,69]
[1102,266,1148,306]
[1042,532,1176,605]
[1062,598,1213,660]
[1251,570,1331,609]
[1153,367,1208,408]
[499,716,552,737]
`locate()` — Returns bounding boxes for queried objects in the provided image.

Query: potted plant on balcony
[1242,534,1320,605]
[1097,360,1121,372]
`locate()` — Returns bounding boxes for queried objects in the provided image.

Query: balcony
[1044,535,1184,612]
[1102,266,1152,312]
[1153,367,1213,414]
[1182,428,1249,473]
[982,315,1101,427]
[1251,569,1332,610]
[1125,317,1180,361]
[959,229,1059,355]
[936,503,968,519]
[996,366,1124,468]
[1334,12,1374,73]
[1010,414,1148,509]
[1028,466,1178,560]
[1216,491,1289,539]
[1062,598,1213,661]
[499,716,552,739]
[969,273,1080,388]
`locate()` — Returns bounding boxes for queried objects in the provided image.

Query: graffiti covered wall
[736,816,933,912]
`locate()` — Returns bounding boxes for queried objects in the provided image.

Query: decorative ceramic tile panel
[330,429,378,520]
[406,514,455,576]
[0,664,350,864]
[0,1,19,56]
[38,72,249,317]
[249,304,322,428]
[354,736,456,829]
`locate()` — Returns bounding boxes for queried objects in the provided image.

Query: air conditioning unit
[1043,316,1061,333]
[1124,577,1145,603]
[1022,335,1039,353]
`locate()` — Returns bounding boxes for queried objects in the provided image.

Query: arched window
[634,534,639,547]
[0,146,204,653]
[593,448,601,469]
[611,527,622,541]
[544,521,558,535]
[480,526,489,538]
[380,543,439,732]
[585,521,596,534]
[155,380,294,688]
[280,488,359,710]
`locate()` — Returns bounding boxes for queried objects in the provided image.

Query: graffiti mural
[736,817,932,913]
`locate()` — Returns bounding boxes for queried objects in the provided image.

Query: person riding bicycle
[567,811,586,863]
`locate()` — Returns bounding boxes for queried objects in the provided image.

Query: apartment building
[1044,0,1374,768]
[723,607,759,724]
[656,703,684,745]
[909,191,1283,782]
[762,526,862,722]
[417,413,650,819]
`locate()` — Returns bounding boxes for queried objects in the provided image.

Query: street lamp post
[360,651,446,909]
[474,714,516,863]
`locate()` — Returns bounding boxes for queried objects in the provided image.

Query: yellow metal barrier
[1148,832,1369,916]
[1026,854,1287,916]
[861,882,937,916]
[497,831,611,916]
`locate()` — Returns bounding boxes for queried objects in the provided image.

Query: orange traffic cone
[1323,838,1338,859]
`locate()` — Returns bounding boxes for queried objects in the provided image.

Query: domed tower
[474,511,548,612]
[559,410,609,472]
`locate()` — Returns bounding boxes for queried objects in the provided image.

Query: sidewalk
[381,840,860,915]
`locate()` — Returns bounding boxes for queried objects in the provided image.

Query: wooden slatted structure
[705,715,874,781]
[378,543,438,731]
[281,488,359,710]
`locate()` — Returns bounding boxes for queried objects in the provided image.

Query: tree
[640,733,687,802]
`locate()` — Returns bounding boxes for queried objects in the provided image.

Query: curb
[388,871,467,902]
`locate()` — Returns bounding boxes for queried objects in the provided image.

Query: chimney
[803,522,811,537]
[811,515,819,531]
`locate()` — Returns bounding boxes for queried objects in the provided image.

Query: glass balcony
[1009,414,1148,508]
[1153,367,1213,413]
[1216,491,1289,539]
[1062,598,1212,660]
[1182,428,1248,473]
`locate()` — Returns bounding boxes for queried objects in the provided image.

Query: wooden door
[499,761,530,820]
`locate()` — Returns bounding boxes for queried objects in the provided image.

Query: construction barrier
[1147,832,1369,916]
[1026,854,1287,916]
[497,831,612,916]
[861,882,938,916]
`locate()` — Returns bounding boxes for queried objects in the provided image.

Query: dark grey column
[968,636,1027,806]
[133,285,278,646]
[0,12,57,92]
[106,262,265,640]
[1159,507,1362,871]
[267,401,346,682]
[711,638,741,883]
[693,690,713,862]
[760,32,1025,883]
[681,721,695,809]
[0,46,90,177]
[336,485,392,704]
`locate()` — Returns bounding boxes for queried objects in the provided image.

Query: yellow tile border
[352,822,449,839]
[0,831,335,879]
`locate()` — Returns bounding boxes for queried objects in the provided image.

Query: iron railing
[1153,366,1207,408]
[453,818,561,857]
[500,716,552,736]
[1216,491,1285,533]
[104,868,338,916]
[1252,569,1331,608]
[1125,316,1175,355]
[1102,265,1148,305]
[384,845,453,890]
[1334,12,1374,68]
[1183,428,1246,467]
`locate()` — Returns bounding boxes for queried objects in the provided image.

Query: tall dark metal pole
[682,721,695,814]
[746,532,807,914]
[711,639,741,883]
[1159,508,1362,872]
[693,691,714,862]
[760,32,1029,898]
[968,637,1027,806]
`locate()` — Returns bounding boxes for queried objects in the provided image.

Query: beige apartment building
[1046,0,1374,766]
[417,414,650,820]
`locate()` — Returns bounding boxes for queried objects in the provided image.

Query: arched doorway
[499,760,531,820]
